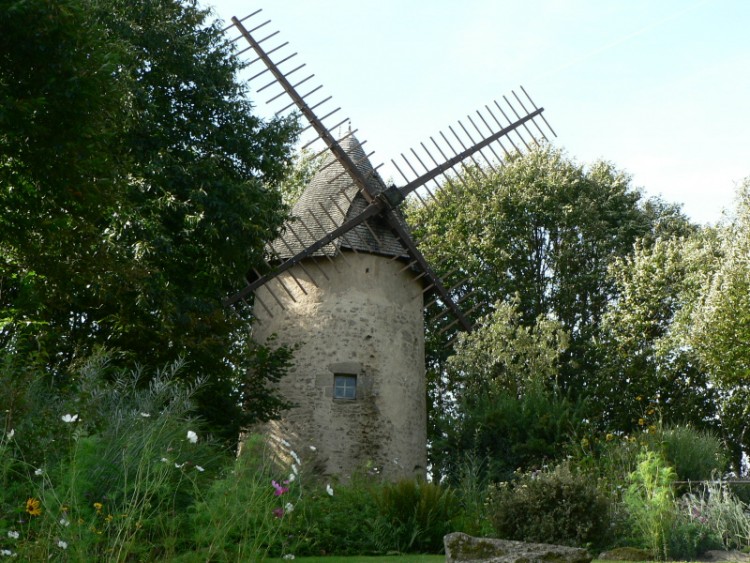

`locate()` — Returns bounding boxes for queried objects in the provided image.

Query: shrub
[660,426,727,482]
[488,462,611,548]
[623,450,676,560]
[373,478,458,553]
[679,478,750,551]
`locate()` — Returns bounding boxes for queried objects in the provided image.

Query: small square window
[333,374,357,400]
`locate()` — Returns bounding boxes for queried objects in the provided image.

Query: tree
[408,146,694,464]
[433,301,583,482]
[0,0,299,443]
[679,179,750,470]
[596,235,720,434]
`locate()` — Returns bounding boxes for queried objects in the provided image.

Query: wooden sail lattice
[222,9,557,335]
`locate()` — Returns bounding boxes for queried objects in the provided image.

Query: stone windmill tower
[223,9,556,480]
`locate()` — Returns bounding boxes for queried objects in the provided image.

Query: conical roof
[271,135,409,260]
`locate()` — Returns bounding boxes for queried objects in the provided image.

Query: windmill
[223,9,556,479]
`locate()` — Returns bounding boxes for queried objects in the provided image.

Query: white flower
[290,450,301,465]
[6,429,14,439]
[59,518,70,527]
[288,472,296,482]
[282,554,295,560]
[160,457,169,463]
[34,468,43,476]
[1,549,14,557]
[57,540,67,550]
[7,531,19,540]
[291,463,299,476]
[139,412,150,418]
[195,465,205,472]
[186,430,198,444]
[61,414,78,423]
[285,502,294,513]
[309,445,316,452]
[326,484,334,496]
[175,462,185,469]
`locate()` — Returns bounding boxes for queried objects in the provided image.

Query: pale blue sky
[209,0,749,225]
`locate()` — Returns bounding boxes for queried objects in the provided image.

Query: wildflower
[186,430,198,444]
[6,429,14,439]
[326,484,334,496]
[25,498,42,516]
[291,463,299,476]
[57,540,67,550]
[309,445,316,452]
[105,514,113,523]
[636,395,643,401]
[272,507,284,518]
[272,480,289,496]
[34,468,43,476]
[175,462,185,469]
[290,450,301,465]
[139,412,150,418]
[580,437,589,448]
[285,502,295,513]
[605,433,614,442]
[94,502,103,512]
[283,555,296,560]
[7,531,19,540]
[160,457,169,463]
[59,518,70,527]
[638,418,646,426]
[0,549,14,557]
[288,472,296,482]
[61,414,78,423]
[195,465,205,472]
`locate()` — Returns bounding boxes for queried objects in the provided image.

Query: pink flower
[272,480,289,497]
[272,507,284,518]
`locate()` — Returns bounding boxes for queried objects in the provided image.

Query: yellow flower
[606,433,614,442]
[638,418,646,426]
[636,396,643,401]
[580,438,589,448]
[94,502,103,512]
[105,514,113,523]
[25,497,42,516]
[648,425,657,434]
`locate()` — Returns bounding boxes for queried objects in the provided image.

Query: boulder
[444,532,592,563]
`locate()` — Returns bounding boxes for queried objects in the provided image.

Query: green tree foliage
[596,235,720,434]
[433,302,584,482]
[0,0,298,442]
[679,179,750,469]
[408,146,693,472]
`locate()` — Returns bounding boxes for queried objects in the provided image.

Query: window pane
[334,374,356,399]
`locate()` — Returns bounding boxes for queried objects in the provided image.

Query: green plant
[186,434,299,561]
[623,450,676,560]
[679,478,750,551]
[660,426,727,482]
[488,462,611,548]
[372,478,458,554]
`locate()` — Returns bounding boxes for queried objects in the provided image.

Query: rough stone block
[444,532,592,563]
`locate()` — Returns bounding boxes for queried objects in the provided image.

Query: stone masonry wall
[252,251,426,480]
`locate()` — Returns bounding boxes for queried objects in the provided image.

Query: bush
[373,478,458,553]
[679,479,750,551]
[488,462,611,548]
[660,426,727,482]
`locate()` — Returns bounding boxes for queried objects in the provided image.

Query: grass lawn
[265,557,445,563]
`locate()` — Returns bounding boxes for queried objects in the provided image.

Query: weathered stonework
[444,533,592,563]
[253,251,426,480]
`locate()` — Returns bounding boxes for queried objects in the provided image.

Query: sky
[207,0,750,225]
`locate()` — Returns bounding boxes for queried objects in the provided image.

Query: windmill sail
[223,9,556,334]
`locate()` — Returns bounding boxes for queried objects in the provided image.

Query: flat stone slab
[444,532,592,563]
